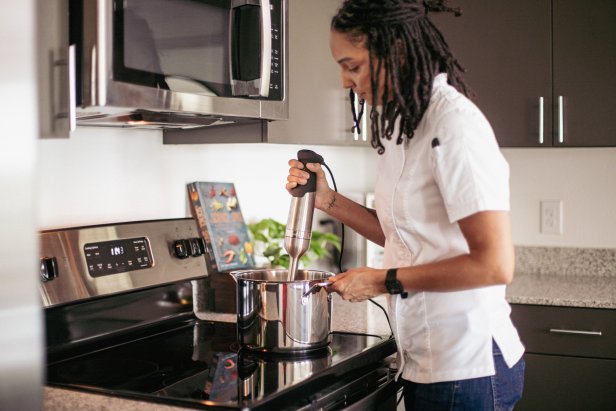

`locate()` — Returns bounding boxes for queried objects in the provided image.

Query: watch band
[385,268,408,299]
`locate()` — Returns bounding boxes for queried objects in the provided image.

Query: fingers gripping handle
[290,149,324,198]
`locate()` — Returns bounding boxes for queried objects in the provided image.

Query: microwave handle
[47,44,77,138]
[230,0,272,98]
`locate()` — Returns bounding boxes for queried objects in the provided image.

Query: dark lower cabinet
[511,304,616,410]
[518,353,616,410]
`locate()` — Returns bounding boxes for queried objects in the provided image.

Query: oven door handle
[230,0,272,98]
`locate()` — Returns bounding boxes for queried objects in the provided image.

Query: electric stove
[40,219,397,410]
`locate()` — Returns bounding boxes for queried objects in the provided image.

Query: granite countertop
[44,388,186,411]
[506,272,616,309]
[506,246,616,309]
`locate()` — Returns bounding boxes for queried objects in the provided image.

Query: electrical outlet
[541,200,563,234]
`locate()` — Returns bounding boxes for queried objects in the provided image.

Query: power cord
[321,163,394,340]
[323,162,402,407]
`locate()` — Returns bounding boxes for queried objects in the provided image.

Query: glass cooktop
[47,319,395,410]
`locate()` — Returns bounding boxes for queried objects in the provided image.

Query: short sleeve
[430,106,510,223]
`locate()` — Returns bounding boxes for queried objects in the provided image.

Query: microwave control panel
[268,0,283,101]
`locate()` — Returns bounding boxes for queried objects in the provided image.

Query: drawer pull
[549,328,602,337]
[538,96,544,144]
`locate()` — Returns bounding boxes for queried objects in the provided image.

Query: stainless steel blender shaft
[284,192,316,281]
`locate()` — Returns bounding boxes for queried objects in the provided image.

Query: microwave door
[230,0,271,98]
[117,0,230,96]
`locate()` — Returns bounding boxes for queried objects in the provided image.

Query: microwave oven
[39,0,288,136]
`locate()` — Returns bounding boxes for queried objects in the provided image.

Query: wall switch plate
[541,200,563,234]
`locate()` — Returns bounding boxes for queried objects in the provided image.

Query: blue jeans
[402,342,525,411]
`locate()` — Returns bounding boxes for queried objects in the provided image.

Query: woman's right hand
[285,159,335,211]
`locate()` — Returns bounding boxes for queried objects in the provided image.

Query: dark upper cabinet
[552,0,616,146]
[432,0,616,147]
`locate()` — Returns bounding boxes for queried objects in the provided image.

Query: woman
[285,1,525,410]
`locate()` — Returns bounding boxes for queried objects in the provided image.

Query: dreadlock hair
[331,0,469,154]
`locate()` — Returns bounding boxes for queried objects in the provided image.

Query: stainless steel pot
[231,269,333,354]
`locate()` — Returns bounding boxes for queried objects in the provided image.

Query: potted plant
[247,218,341,269]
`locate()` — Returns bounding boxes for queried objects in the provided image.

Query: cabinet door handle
[549,328,602,336]
[557,95,565,144]
[538,96,544,144]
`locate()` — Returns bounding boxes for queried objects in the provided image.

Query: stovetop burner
[47,319,395,410]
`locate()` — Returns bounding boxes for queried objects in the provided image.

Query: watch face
[387,279,403,294]
[386,269,402,294]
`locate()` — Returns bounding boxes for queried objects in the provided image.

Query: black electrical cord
[321,163,394,340]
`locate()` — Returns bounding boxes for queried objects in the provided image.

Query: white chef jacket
[374,73,524,384]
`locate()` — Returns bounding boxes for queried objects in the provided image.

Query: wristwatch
[385,268,408,298]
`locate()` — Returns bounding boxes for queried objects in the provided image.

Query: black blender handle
[289,149,324,197]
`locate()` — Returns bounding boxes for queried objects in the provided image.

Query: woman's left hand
[328,267,388,302]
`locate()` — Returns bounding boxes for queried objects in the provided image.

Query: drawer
[510,304,616,359]
[515,353,616,411]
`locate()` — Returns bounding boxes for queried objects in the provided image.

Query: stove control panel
[38,218,209,307]
[84,237,154,277]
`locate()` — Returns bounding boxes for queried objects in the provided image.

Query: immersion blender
[284,149,325,281]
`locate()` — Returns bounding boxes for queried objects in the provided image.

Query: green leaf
[251,232,268,243]
[263,244,282,258]
[248,218,341,268]
[313,232,341,250]
[274,254,290,268]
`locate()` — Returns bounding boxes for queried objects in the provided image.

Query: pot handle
[301,281,332,299]
[228,270,242,283]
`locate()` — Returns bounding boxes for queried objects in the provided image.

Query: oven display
[84,237,153,277]
[109,245,125,256]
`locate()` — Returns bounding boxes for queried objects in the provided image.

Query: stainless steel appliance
[41,218,398,410]
[39,0,288,136]
[233,269,333,353]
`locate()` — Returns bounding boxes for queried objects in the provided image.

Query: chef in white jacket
[285,1,525,410]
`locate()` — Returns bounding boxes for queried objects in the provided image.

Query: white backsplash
[36,128,616,248]
[502,147,616,248]
[36,128,377,229]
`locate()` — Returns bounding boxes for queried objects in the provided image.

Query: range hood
[75,110,238,130]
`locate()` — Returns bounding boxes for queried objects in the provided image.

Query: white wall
[37,128,616,249]
[36,128,377,229]
[503,147,616,248]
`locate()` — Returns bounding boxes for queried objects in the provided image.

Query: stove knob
[188,238,202,256]
[173,240,189,259]
[195,237,207,255]
[40,257,58,282]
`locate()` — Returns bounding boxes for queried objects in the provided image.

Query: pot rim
[230,268,334,283]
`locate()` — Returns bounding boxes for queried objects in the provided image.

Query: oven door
[69,0,286,125]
